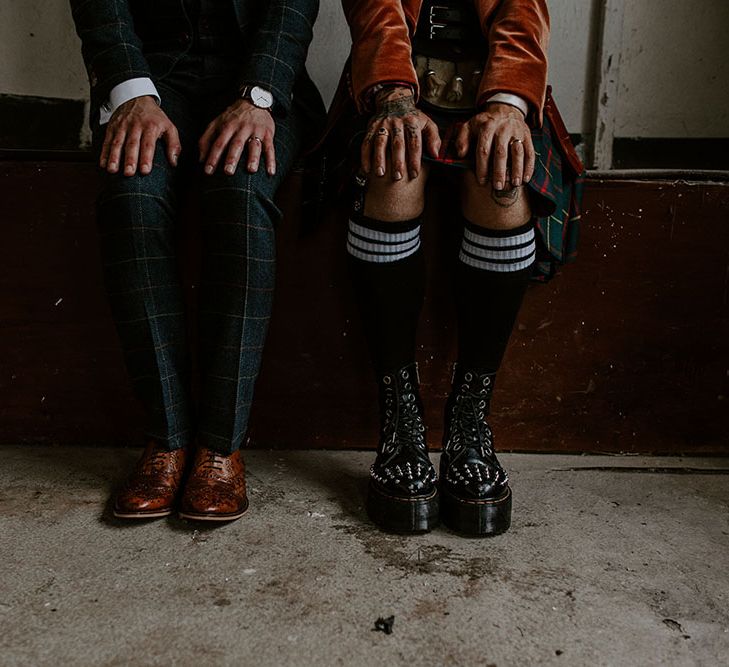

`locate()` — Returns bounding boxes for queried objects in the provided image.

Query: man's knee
[201,168,281,229]
[362,162,428,222]
[460,169,532,229]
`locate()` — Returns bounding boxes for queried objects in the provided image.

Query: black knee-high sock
[455,218,535,374]
[347,214,425,375]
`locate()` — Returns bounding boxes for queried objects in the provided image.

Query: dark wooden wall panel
[1,161,727,454]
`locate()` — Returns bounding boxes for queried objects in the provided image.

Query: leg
[196,115,301,454]
[349,164,429,375]
[347,166,439,533]
[439,173,534,536]
[98,85,197,518]
[179,113,302,522]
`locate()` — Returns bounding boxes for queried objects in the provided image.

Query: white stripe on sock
[348,220,420,244]
[347,239,421,263]
[347,233,420,257]
[461,239,536,262]
[459,248,535,272]
[464,226,534,249]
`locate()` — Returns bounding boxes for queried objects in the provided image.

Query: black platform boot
[366,363,439,533]
[440,367,511,536]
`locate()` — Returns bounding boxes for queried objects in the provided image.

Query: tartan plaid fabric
[94,55,302,454]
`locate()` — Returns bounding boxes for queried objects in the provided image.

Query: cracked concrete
[1,446,728,666]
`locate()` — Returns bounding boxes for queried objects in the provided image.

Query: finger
[122,126,143,176]
[100,126,114,169]
[510,139,525,187]
[198,122,217,164]
[264,134,276,176]
[361,129,375,175]
[162,123,181,168]
[246,134,264,174]
[138,126,162,175]
[492,131,511,191]
[523,134,536,183]
[373,128,389,178]
[105,127,126,174]
[222,130,247,175]
[404,124,422,179]
[423,120,441,159]
[204,127,235,175]
[475,124,495,185]
[455,121,471,158]
[390,122,406,181]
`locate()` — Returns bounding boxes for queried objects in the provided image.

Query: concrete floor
[0,446,728,667]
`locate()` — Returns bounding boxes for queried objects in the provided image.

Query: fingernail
[109,162,117,170]
[479,178,486,185]
[171,154,178,166]
[268,168,276,177]
[125,165,134,175]
[394,171,402,181]
[409,171,418,179]
[205,165,213,175]
[225,164,234,175]
[248,162,257,171]
[376,167,385,177]
[496,181,503,190]
[513,178,521,186]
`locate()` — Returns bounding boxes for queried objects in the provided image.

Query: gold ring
[377,127,389,136]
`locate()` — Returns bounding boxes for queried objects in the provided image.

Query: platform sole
[366,481,440,533]
[178,499,249,522]
[441,486,512,536]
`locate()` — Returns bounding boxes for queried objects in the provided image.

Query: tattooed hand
[455,102,535,191]
[361,86,441,181]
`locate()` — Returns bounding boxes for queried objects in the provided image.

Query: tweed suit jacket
[70,0,320,123]
[342,0,549,123]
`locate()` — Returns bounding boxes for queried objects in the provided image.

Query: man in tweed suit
[71,0,323,521]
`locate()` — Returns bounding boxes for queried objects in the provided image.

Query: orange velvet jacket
[343,0,550,123]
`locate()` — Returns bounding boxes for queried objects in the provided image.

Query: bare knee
[363,163,428,222]
[460,169,531,229]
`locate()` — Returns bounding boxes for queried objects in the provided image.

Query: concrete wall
[615,0,729,138]
[1,0,727,144]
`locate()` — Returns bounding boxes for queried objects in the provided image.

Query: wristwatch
[240,85,274,110]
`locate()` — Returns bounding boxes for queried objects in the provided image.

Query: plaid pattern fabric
[94,55,302,454]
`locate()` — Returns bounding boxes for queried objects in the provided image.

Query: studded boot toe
[367,363,439,533]
[440,367,511,536]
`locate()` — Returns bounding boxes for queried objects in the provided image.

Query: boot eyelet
[383,376,391,385]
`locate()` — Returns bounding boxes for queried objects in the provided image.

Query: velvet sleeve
[477,0,550,125]
[342,0,419,112]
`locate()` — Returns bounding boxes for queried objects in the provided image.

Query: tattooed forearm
[491,185,520,208]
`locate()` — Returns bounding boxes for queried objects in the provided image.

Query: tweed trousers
[95,53,301,454]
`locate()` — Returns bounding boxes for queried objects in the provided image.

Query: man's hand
[455,102,535,190]
[199,99,276,177]
[101,96,181,176]
[362,87,441,181]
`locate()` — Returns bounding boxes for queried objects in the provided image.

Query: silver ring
[248,136,262,144]
[510,139,523,146]
[377,127,389,136]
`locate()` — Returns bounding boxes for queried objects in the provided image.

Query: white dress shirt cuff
[99,78,161,125]
[485,93,529,118]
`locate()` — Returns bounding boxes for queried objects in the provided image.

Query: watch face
[250,86,273,109]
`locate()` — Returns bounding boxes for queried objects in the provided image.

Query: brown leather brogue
[179,447,248,522]
[113,441,187,519]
